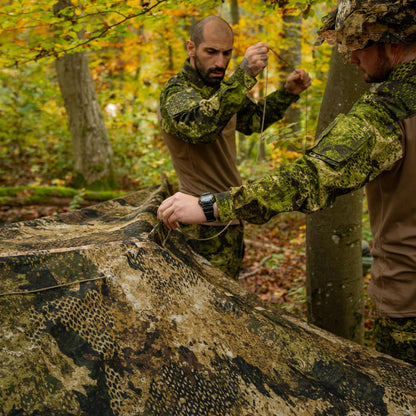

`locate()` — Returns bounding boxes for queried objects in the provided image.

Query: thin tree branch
[239,254,274,280]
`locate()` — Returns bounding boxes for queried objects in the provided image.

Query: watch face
[200,193,214,204]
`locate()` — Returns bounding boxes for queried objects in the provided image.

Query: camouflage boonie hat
[317,0,416,53]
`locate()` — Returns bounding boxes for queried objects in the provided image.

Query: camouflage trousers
[374,316,416,365]
[179,222,244,280]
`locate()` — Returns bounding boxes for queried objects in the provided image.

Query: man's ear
[186,40,196,58]
[388,43,405,65]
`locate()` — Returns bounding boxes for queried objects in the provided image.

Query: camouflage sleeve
[215,95,404,224]
[159,67,257,144]
[236,87,299,135]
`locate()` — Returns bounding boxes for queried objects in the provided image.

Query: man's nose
[214,53,227,68]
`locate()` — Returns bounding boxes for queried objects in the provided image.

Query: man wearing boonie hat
[157,0,416,365]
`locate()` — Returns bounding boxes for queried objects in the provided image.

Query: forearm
[160,67,256,143]
[236,87,299,135]
[157,82,405,228]
[216,106,404,223]
[215,158,330,223]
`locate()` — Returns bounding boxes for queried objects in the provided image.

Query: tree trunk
[1,181,415,415]
[55,52,115,190]
[280,12,302,137]
[230,0,239,23]
[306,47,370,343]
[229,0,247,161]
[53,0,115,190]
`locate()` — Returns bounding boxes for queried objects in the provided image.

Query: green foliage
[0,0,222,67]
[69,188,86,210]
[0,0,332,192]
[0,62,73,186]
[361,194,373,243]
[281,285,307,314]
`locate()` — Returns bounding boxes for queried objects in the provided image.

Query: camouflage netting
[317,0,416,53]
[1,181,415,415]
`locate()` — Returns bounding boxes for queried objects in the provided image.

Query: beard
[194,55,226,86]
[363,44,394,83]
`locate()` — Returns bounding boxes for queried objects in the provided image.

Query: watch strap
[198,193,216,222]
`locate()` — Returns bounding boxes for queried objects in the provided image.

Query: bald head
[186,16,234,86]
[191,16,233,49]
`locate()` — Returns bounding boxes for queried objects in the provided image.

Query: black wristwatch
[198,192,216,222]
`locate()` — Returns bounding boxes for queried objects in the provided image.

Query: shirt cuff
[214,191,236,222]
[275,86,300,105]
[228,67,257,91]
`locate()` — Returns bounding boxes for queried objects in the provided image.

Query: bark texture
[306,46,370,343]
[280,11,302,136]
[55,51,115,190]
[1,181,415,415]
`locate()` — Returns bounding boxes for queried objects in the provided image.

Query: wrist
[233,66,257,89]
[198,193,216,222]
[283,84,299,96]
[213,202,219,220]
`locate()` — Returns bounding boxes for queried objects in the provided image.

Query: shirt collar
[389,59,416,81]
[182,59,221,93]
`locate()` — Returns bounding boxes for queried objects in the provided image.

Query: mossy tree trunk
[54,0,116,191]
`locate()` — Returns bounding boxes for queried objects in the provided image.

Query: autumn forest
[0,0,376,343]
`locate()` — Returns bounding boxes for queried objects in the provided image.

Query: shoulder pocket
[307,113,371,167]
[166,89,200,119]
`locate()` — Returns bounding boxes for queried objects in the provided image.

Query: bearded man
[158,16,311,279]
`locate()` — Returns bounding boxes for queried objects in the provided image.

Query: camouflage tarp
[1,181,415,415]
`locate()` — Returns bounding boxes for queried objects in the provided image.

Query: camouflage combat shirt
[159,60,300,199]
[216,59,416,224]
[159,60,300,144]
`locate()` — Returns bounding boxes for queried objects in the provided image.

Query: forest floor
[240,213,309,319]
[0,196,376,348]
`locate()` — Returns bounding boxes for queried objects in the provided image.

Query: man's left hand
[284,69,311,95]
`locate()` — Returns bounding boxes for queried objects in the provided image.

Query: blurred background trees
[0,0,332,191]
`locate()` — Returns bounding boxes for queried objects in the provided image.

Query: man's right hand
[157,192,208,229]
[240,42,269,78]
